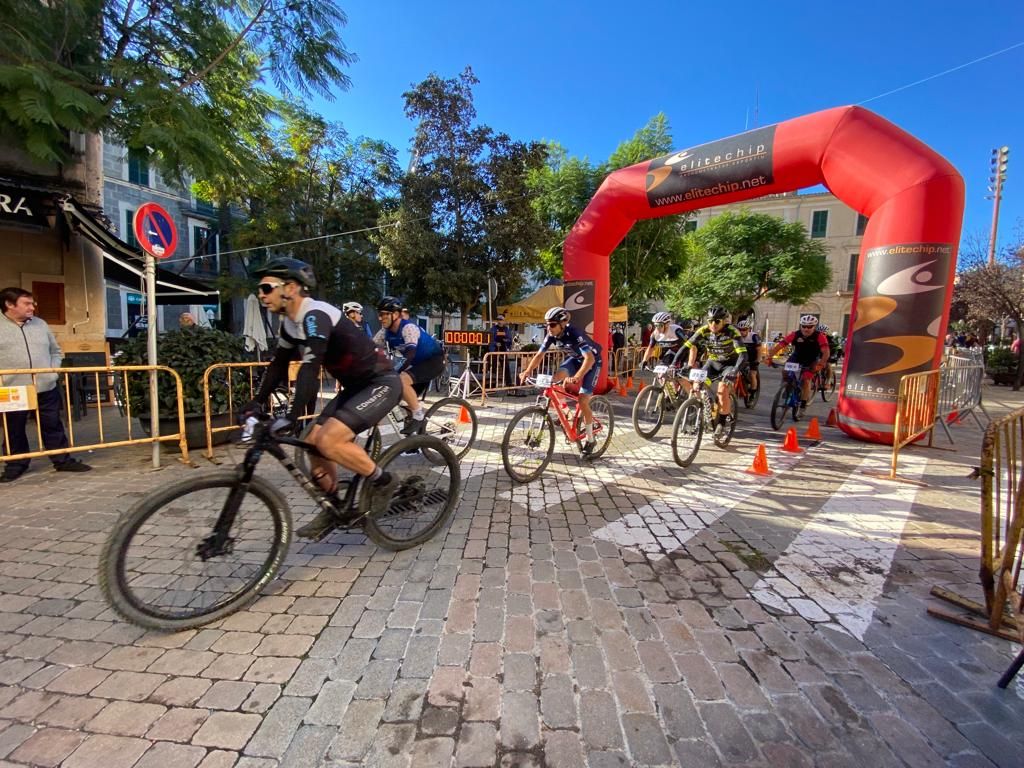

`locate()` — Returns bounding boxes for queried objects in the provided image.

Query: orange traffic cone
[805,417,822,441]
[637,381,646,393]
[947,410,961,425]
[458,406,473,424]
[617,379,627,397]
[744,443,773,476]
[626,375,634,391]
[781,427,802,453]
[826,408,838,427]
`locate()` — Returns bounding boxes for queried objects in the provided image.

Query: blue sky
[310,0,1023,256]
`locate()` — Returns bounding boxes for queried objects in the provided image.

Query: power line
[857,40,1024,106]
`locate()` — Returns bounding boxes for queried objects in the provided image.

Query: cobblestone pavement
[0,383,1021,767]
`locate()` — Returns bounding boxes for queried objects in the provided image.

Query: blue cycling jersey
[374,318,442,366]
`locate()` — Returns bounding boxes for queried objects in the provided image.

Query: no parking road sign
[133,202,178,259]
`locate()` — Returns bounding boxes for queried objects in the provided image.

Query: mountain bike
[632,363,686,439]
[670,367,739,468]
[814,362,837,402]
[734,366,760,409]
[99,414,460,631]
[501,374,615,482]
[769,361,808,430]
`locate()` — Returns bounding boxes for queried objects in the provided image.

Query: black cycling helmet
[707,305,729,322]
[377,295,403,313]
[254,257,317,290]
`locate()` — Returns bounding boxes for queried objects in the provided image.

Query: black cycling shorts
[707,359,740,381]
[316,372,402,434]
[402,354,445,387]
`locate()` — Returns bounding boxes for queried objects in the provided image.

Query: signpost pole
[145,253,160,469]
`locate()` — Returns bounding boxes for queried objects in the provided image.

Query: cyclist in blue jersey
[243,258,401,540]
[518,306,603,455]
[373,295,444,435]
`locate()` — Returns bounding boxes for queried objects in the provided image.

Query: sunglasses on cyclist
[800,324,816,330]
[258,282,283,295]
[546,321,561,327]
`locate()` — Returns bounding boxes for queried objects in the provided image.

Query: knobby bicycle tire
[99,472,291,631]
[820,369,836,402]
[576,395,614,459]
[713,393,739,448]
[361,434,461,550]
[632,385,666,439]
[423,396,478,463]
[671,396,704,468]
[771,385,791,431]
[501,406,555,483]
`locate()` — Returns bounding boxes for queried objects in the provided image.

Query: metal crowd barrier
[201,362,334,459]
[887,363,988,481]
[613,346,646,382]
[929,406,1024,686]
[0,365,189,465]
[479,351,563,405]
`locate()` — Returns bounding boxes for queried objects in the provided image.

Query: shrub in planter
[117,327,255,419]
[984,345,1018,385]
[520,343,541,353]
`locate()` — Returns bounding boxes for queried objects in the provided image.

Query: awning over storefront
[61,196,220,304]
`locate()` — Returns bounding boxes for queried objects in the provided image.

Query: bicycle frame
[536,382,586,442]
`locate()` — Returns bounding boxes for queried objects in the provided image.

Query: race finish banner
[844,242,953,402]
[645,125,777,208]
[563,279,595,336]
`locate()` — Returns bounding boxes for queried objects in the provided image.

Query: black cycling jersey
[684,324,747,365]
[256,297,393,420]
[540,324,603,363]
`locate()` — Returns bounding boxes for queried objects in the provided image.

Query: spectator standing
[641,322,654,348]
[0,287,92,482]
[179,312,197,328]
[1011,334,1020,357]
[488,314,513,387]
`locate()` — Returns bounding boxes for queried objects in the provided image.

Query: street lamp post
[987,146,1010,266]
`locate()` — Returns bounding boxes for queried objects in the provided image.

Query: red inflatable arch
[563,105,964,444]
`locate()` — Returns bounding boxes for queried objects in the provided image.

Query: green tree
[0,0,353,182]
[530,114,690,318]
[224,104,400,305]
[667,210,831,319]
[373,67,549,326]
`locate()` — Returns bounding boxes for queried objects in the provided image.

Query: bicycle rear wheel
[361,435,461,550]
[713,393,739,448]
[574,395,614,459]
[501,406,555,482]
[820,369,836,401]
[671,396,704,468]
[99,472,290,631]
[632,384,665,439]
[422,397,477,463]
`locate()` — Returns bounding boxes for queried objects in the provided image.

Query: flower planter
[137,412,235,450]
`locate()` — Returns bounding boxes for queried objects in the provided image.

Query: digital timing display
[444,330,489,346]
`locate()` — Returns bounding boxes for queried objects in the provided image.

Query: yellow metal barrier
[479,351,563,404]
[201,362,335,459]
[0,365,189,464]
[889,370,940,479]
[929,407,1024,685]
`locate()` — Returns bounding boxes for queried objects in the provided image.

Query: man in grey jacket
[0,287,91,482]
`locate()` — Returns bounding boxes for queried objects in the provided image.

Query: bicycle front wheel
[99,472,291,631]
[576,395,614,460]
[423,397,477,462]
[632,384,665,439]
[501,406,555,482]
[361,435,461,550]
[770,385,790,431]
[671,396,704,468]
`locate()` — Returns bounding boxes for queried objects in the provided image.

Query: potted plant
[117,327,256,448]
[984,345,1017,386]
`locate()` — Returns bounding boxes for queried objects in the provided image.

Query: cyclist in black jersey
[735,318,761,393]
[244,257,403,540]
[682,306,747,433]
[763,314,830,416]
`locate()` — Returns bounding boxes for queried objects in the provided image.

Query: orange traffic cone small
[626,375,634,391]
[745,444,773,476]
[781,427,802,453]
[458,406,473,424]
[947,410,962,425]
[805,417,822,441]
[826,408,838,427]
[637,381,646,393]
[617,379,627,397]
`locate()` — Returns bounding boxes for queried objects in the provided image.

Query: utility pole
[988,146,1010,266]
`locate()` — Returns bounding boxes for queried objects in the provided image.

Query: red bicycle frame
[536,381,602,443]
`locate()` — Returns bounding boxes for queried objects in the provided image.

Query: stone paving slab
[0,383,1021,766]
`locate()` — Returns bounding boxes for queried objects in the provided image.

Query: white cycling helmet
[736,318,752,330]
[544,306,570,324]
[817,323,830,333]
[799,314,818,326]
[652,311,672,324]
[343,301,363,315]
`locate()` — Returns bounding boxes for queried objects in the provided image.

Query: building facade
[690,190,866,340]
[102,140,221,336]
